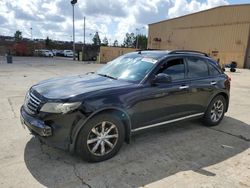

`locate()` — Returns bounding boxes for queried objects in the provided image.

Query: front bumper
[20,106,87,151]
[20,106,52,137]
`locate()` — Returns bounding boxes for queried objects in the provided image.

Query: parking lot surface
[0,56,249,188]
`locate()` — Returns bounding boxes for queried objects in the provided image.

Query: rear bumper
[20,106,52,137]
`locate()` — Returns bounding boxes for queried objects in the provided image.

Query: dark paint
[33,74,133,100]
[20,51,230,151]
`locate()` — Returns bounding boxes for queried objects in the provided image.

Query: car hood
[32,74,132,99]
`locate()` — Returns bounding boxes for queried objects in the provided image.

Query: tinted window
[158,59,185,81]
[186,57,209,78]
[208,62,221,76]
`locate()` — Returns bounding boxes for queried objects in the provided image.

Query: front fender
[69,107,132,153]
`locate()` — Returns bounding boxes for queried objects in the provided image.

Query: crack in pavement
[39,144,92,188]
[73,164,92,188]
[7,98,17,118]
[208,127,250,142]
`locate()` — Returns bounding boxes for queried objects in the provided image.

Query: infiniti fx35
[20,50,230,162]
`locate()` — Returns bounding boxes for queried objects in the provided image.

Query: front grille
[25,92,42,114]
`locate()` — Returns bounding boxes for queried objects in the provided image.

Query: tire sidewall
[76,113,125,162]
[204,95,226,126]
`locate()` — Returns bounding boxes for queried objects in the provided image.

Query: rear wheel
[76,113,125,162]
[203,95,226,126]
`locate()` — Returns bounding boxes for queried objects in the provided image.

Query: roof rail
[169,50,209,57]
[135,49,158,52]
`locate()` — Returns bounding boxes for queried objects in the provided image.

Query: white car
[51,49,58,56]
[63,50,74,57]
[41,50,54,57]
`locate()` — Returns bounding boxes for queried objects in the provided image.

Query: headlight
[40,102,81,114]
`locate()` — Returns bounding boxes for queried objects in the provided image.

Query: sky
[0,0,249,44]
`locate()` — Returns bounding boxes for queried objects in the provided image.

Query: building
[99,46,137,63]
[148,4,250,68]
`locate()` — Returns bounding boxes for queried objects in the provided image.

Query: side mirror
[153,73,172,84]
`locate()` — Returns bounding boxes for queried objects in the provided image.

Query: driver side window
[158,58,185,81]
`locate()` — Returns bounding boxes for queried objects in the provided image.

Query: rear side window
[186,57,209,78]
[208,62,221,76]
[158,58,185,81]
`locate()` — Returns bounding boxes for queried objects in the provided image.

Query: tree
[113,40,118,47]
[14,30,22,41]
[101,37,109,46]
[123,33,136,48]
[45,36,52,49]
[92,32,101,46]
[136,34,148,50]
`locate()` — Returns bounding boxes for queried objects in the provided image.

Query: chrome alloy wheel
[211,100,224,122]
[87,121,119,156]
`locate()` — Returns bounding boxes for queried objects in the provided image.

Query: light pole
[71,0,77,60]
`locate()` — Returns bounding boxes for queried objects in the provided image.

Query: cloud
[0,15,7,25]
[46,15,66,23]
[14,7,42,21]
[133,0,172,24]
[0,0,230,44]
[82,0,128,17]
[56,0,84,19]
[168,0,229,18]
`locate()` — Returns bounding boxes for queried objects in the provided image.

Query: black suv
[20,50,230,162]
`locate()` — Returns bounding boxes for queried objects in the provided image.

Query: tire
[202,95,226,127]
[76,113,125,162]
[230,68,236,72]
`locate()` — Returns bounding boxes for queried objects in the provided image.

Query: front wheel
[202,95,226,126]
[76,113,125,162]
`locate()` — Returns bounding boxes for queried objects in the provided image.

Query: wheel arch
[69,107,132,153]
[207,92,229,112]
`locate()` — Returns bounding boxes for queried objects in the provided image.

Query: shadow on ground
[24,117,250,188]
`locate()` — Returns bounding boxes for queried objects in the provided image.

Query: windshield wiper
[97,73,117,80]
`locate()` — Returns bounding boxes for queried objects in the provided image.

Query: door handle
[210,81,217,85]
[179,85,189,90]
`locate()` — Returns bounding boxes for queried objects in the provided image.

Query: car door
[131,57,194,130]
[185,56,217,113]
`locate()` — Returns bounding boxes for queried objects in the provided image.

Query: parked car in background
[41,50,54,57]
[63,50,74,57]
[55,50,64,57]
[20,50,230,162]
[34,49,42,57]
[52,49,58,56]
[34,49,53,57]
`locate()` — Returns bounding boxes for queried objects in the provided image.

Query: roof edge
[148,4,250,26]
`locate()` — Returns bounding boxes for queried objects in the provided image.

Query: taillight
[225,75,231,90]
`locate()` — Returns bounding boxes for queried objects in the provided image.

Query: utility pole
[30,27,34,56]
[82,16,86,61]
[30,27,33,40]
[71,0,77,60]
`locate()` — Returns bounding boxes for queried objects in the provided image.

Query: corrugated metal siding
[99,46,137,63]
[148,5,250,68]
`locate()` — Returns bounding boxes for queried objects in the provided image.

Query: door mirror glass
[153,73,172,84]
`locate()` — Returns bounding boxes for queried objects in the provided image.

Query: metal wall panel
[148,5,250,68]
[99,46,137,63]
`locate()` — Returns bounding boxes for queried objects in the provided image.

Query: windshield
[97,55,158,82]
